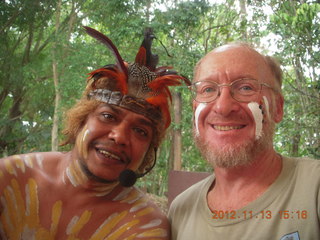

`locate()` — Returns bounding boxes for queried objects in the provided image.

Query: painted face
[74,104,153,181]
[193,45,280,167]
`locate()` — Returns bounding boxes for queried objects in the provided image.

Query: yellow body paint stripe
[11,179,26,229]
[26,178,39,228]
[3,187,18,231]
[123,233,138,240]
[69,164,81,186]
[50,200,62,235]
[135,207,154,217]
[24,155,34,168]
[4,158,16,176]
[120,190,141,204]
[69,210,92,235]
[137,228,167,237]
[90,211,128,240]
[35,228,52,240]
[106,219,139,240]
[0,212,13,239]
[13,156,25,173]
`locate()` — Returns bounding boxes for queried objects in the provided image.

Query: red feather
[146,95,171,128]
[88,68,128,94]
[135,47,147,66]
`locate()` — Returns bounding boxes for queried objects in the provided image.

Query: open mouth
[213,125,245,131]
[96,148,125,164]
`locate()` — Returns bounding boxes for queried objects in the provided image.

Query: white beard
[194,122,275,169]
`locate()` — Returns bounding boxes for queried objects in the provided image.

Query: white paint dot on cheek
[248,102,263,140]
[194,103,207,136]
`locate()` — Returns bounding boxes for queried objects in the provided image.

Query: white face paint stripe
[82,129,89,143]
[262,96,270,119]
[248,102,263,140]
[194,103,206,136]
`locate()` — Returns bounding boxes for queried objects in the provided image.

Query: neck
[62,151,120,197]
[215,150,281,181]
[208,150,282,211]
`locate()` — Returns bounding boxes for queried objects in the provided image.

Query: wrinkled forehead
[195,45,273,84]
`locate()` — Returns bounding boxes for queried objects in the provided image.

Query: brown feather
[83,26,128,78]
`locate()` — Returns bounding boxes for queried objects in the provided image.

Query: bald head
[194,43,282,92]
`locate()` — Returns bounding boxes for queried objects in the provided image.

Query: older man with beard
[168,43,320,240]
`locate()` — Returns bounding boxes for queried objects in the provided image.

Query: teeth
[214,125,243,131]
[98,150,121,160]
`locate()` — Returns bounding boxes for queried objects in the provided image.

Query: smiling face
[73,103,154,181]
[193,44,283,168]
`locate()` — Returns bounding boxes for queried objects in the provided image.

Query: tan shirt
[0,152,169,239]
[168,156,320,240]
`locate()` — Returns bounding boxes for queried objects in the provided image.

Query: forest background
[1,0,319,198]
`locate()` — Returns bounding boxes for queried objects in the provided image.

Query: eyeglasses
[189,78,273,103]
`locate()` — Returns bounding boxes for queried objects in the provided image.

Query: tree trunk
[172,91,182,170]
[51,0,62,151]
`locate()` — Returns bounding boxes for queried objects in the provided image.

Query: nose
[108,123,129,146]
[212,87,240,116]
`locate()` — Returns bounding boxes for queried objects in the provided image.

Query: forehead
[195,45,272,83]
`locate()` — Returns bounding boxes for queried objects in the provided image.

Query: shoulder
[118,187,168,218]
[112,187,170,239]
[285,156,320,174]
[283,156,320,188]
[169,175,213,214]
[0,152,65,185]
[0,152,63,170]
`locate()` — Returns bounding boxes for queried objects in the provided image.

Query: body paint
[248,102,263,140]
[194,103,206,136]
[262,96,270,119]
[77,127,89,160]
[1,153,168,239]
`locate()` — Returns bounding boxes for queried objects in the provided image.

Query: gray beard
[194,123,275,169]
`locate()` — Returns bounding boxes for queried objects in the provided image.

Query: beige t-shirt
[168,156,320,240]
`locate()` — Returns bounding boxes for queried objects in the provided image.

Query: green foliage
[269,1,320,158]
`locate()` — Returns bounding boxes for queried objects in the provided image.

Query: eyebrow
[136,118,153,129]
[100,104,154,128]
[199,74,258,82]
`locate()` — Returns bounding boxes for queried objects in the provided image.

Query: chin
[80,158,120,183]
[194,126,274,169]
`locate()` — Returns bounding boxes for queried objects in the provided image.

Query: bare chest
[1,177,162,239]
[0,154,167,239]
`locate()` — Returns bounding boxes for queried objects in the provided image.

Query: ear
[192,100,198,111]
[274,93,284,123]
[192,101,197,124]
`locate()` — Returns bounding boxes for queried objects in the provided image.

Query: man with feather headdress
[0,26,189,239]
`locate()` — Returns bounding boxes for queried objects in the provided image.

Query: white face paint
[248,102,263,140]
[194,103,207,136]
[262,96,270,119]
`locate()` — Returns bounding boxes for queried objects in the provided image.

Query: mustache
[206,113,248,123]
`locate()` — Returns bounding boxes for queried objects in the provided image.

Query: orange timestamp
[211,210,308,220]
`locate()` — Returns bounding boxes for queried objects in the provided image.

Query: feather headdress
[83,26,190,129]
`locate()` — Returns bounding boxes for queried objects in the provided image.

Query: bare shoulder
[0,152,66,184]
[0,151,66,166]
[109,186,170,239]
